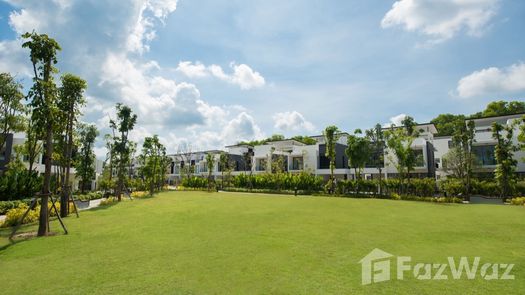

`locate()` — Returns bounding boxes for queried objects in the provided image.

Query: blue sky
[0,0,524,156]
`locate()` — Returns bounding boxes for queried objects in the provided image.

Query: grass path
[1,191,524,294]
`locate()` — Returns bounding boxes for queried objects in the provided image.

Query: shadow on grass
[86,202,119,212]
[0,219,66,251]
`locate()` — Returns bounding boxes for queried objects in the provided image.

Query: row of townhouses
[1,113,524,188]
[166,113,525,184]
[0,133,104,190]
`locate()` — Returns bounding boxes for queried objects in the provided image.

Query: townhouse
[0,132,104,190]
[167,113,525,183]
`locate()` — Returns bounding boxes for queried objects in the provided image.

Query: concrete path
[79,198,103,211]
[0,215,5,224]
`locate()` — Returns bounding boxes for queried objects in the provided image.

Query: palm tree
[323,125,340,194]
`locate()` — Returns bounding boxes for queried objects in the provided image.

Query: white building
[0,132,104,190]
[165,113,525,182]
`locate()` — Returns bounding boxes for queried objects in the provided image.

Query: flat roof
[467,112,525,122]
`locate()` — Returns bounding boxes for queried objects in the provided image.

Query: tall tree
[22,32,61,236]
[75,123,98,193]
[57,74,87,217]
[480,100,525,118]
[365,124,386,194]
[519,115,525,157]
[345,129,371,180]
[140,135,167,195]
[206,152,215,191]
[430,113,466,137]
[110,103,137,201]
[447,120,476,197]
[385,116,421,191]
[323,125,340,194]
[0,73,25,157]
[219,151,229,188]
[492,121,519,198]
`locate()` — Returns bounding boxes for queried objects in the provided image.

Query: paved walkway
[0,215,5,223]
[83,198,103,210]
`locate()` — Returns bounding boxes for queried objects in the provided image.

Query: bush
[1,204,39,227]
[130,191,149,198]
[0,170,42,201]
[510,197,525,206]
[438,179,465,197]
[181,177,208,189]
[100,197,118,206]
[391,193,401,200]
[76,191,104,201]
[0,199,32,215]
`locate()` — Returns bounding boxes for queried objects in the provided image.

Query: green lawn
[1,191,524,294]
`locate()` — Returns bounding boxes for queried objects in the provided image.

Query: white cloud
[229,63,266,90]
[0,0,263,158]
[176,61,266,90]
[176,61,209,78]
[126,0,178,54]
[381,0,499,44]
[221,112,264,144]
[0,39,31,77]
[384,113,408,128]
[273,111,315,132]
[456,62,525,98]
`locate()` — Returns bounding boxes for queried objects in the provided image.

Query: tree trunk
[61,110,74,217]
[38,123,53,236]
[378,167,382,195]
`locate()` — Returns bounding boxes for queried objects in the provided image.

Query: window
[365,148,385,168]
[256,158,267,171]
[472,145,496,166]
[413,149,425,167]
[292,157,303,170]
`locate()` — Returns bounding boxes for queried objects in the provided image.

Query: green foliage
[139,135,169,195]
[22,31,62,235]
[215,172,324,192]
[181,176,208,189]
[323,125,340,193]
[0,72,26,152]
[0,154,41,201]
[1,203,39,227]
[110,103,137,200]
[385,123,422,182]
[0,199,31,215]
[75,191,104,202]
[100,197,118,206]
[492,122,519,197]
[430,113,466,137]
[345,129,371,179]
[474,100,525,118]
[510,197,525,206]
[290,135,317,145]
[75,123,98,193]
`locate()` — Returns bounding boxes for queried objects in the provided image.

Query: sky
[0,0,524,158]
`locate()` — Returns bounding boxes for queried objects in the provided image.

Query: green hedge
[0,199,32,215]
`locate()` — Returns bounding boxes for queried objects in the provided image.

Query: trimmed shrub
[130,191,149,198]
[510,197,525,206]
[1,204,39,227]
[100,197,118,206]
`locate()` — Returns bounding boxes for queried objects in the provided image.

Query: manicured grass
[1,191,524,294]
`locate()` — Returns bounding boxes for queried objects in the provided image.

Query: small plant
[1,204,39,228]
[510,197,525,206]
[391,193,401,200]
[130,191,149,198]
[100,197,118,206]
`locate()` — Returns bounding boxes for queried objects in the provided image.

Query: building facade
[166,114,525,183]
